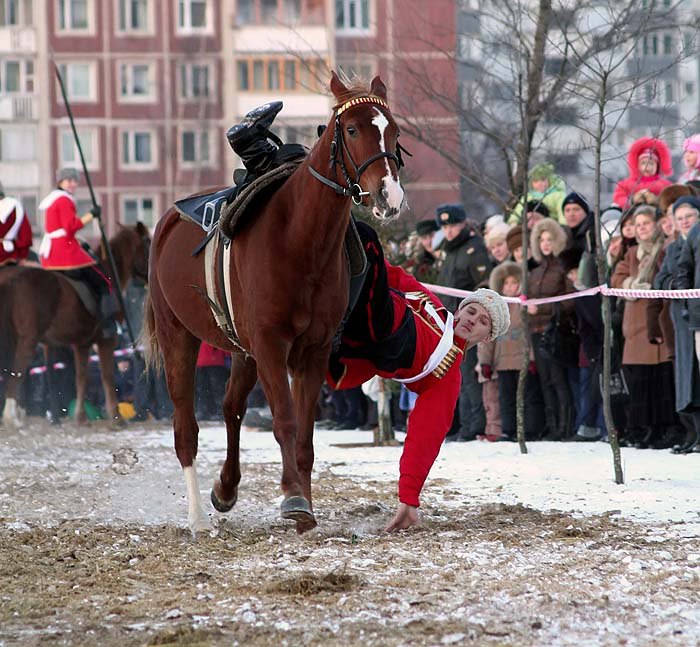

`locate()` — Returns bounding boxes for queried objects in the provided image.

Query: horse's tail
[139,290,162,373]
[0,282,16,375]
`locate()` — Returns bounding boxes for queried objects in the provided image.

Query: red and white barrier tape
[423,282,700,306]
[26,346,141,376]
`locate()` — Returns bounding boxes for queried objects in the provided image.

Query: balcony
[0,27,36,53]
[0,95,37,121]
[0,161,39,188]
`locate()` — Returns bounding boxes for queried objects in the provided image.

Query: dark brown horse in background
[143,73,406,535]
[0,223,150,429]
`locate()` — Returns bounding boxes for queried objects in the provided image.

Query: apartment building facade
[1,0,462,234]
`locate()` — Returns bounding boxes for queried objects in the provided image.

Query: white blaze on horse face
[371,108,405,216]
[183,462,212,536]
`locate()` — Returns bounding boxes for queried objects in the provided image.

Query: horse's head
[324,72,406,221]
[110,222,151,285]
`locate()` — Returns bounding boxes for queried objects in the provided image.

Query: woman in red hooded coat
[612,137,673,210]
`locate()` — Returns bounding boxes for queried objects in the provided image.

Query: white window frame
[120,129,157,170]
[0,0,33,26]
[178,61,214,102]
[0,125,37,161]
[179,127,215,167]
[115,0,153,35]
[58,127,98,171]
[336,0,371,35]
[176,0,212,34]
[117,61,156,103]
[56,61,97,102]
[56,0,95,34]
[121,194,156,226]
[0,59,32,94]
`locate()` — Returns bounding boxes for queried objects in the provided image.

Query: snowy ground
[1,418,699,646]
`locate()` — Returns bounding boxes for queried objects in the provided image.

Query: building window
[1,59,34,93]
[236,57,326,92]
[665,81,673,103]
[59,127,97,169]
[663,34,673,55]
[235,0,321,25]
[338,60,375,81]
[58,0,90,31]
[57,62,94,101]
[122,196,155,226]
[119,62,154,101]
[117,0,149,32]
[177,0,209,32]
[180,129,212,165]
[179,62,212,100]
[0,0,33,26]
[336,0,370,33]
[0,126,36,161]
[121,130,154,167]
[685,82,694,96]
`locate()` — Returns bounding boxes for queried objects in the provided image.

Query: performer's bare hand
[384,503,420,532]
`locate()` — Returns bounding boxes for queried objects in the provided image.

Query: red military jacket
[39,190,95,270]
[0,196,33,266]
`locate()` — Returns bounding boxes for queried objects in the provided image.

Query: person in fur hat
[508,162,567,226]
[485,222,512,265]
[611,205,677,448]
[612,137,673,210]
[0,181,33,266]
[678,134,700,184]
[527,218,577,440]
[479,261,544,440]
[654,196,700,453]
[658,184,698,239]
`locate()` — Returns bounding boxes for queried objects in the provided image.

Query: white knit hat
[458,288,511,342]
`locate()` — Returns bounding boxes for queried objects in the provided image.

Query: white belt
[39,228,68,258]
[1,238,15,253]
[394,296,455,384]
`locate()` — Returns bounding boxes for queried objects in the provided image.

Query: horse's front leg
[96,336,122,426]
[211,352,258,513]
[291,346,329,510]
[255,338,315,533]
[72,344,90,425]
[1,336,34,431]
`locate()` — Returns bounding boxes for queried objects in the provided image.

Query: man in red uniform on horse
[0,181,33,266]
[228,103,510,532]
[39,168,116,336]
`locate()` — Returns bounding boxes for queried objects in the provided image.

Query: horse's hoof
[211,485,237,512]
[188,515,212,538]
[281,496,315,527]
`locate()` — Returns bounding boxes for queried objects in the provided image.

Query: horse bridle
[308,95,411,205]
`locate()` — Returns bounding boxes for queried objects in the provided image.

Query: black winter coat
[675,223,700,330]
[436,227,492,313]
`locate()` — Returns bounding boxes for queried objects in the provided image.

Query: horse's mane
[331,78,373,110]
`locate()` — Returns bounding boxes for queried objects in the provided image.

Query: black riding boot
[100,292,119,339]
[226,101,283,177]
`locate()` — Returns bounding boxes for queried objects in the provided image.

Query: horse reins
[308,95,410,205]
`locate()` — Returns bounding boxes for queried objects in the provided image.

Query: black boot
[226,101,283,177]
[542,406,559,440]
[556,403,574,441]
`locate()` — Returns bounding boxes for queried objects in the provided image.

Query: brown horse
[0,223,150,429]
[142,73,406,535]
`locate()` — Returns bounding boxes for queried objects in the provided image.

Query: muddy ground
[1,420,699,647]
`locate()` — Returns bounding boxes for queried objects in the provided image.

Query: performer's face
[454,303,492,344]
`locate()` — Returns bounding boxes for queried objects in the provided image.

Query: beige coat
[610,244,669,365]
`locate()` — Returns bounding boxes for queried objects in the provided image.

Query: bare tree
[557,2,698,483]
[387,0,684,216]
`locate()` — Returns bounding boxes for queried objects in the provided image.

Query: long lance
[53,63,137,348]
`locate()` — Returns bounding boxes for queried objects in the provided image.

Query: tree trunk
[374,378,395,445]
[593,74,624,484]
